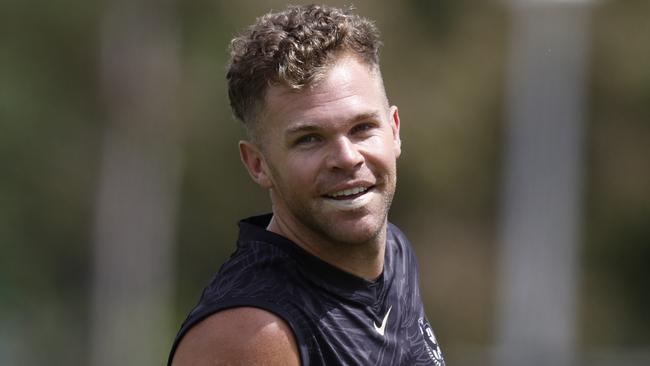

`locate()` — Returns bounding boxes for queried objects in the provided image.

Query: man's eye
[351,123,375,134]
[294,134,320,146]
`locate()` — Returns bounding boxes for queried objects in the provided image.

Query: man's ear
[239,140,273,189]
[389,105,401,158]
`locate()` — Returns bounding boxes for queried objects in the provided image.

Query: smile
[327,186,370,199]
[322,186,376,210]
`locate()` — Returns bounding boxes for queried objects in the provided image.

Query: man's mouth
[325,186,373,200]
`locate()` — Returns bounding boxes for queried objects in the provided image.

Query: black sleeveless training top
[168,214,445,366]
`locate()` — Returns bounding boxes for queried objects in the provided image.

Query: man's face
[244,55,401,247]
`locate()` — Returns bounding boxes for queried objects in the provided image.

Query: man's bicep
[171,307,301,366]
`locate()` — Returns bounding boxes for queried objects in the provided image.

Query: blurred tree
[89,0,182,365]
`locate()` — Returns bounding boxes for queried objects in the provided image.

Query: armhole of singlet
[168,298,309,366]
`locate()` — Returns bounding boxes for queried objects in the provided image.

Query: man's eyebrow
[284,112,382,136]
[285,124,320,136]
[349,111,381,124]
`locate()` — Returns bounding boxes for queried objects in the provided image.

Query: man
[169,4,445,365]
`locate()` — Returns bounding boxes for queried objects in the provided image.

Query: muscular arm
[171,307,301,366]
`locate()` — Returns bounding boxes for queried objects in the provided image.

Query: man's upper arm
[171,307,301,366]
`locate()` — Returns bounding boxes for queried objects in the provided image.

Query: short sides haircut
[227,4,382,135]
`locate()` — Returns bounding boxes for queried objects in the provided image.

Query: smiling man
[169,5,445,366]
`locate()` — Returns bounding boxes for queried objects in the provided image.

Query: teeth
[329,186,368,198]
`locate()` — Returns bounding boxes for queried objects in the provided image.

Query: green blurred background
[1,0,648,365]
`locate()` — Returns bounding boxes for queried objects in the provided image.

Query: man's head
[227,4,383,140]
[233,5,401,250]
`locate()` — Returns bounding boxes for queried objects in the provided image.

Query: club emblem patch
[418,317,445,365]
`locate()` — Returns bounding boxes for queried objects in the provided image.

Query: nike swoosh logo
[373,306,392,336]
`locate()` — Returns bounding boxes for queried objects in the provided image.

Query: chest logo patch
[373,306,392,336]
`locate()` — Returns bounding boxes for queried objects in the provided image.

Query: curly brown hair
[227,4,383,134]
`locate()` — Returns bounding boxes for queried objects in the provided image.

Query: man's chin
[324,219,386,247]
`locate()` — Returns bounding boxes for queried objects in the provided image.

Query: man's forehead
[266,63,382,111]
[266,55,380,98]
[249,55,388,145]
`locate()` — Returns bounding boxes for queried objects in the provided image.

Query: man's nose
[326,137,364,171]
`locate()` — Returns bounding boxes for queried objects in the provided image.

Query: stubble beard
[279,177,396,250]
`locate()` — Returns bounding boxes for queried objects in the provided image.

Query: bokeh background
[1,0,648,365]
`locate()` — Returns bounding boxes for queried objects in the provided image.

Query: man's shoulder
[171,307,300,366]
[193,241,300,321]
[169,237,307,366]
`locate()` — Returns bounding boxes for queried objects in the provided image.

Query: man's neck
[267,215,386,281]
